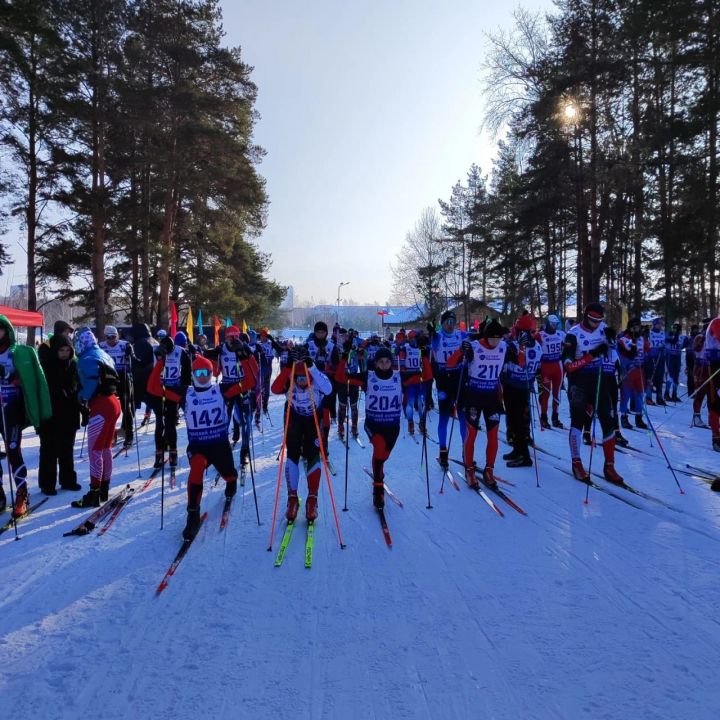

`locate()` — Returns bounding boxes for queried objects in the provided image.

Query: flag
[186,307,194,344]
[196,308,203,337]
[170,302,178,337]
[620,304,628,332]
[225,316,232,328]
[213,315,221,346]
[242,319,248,334]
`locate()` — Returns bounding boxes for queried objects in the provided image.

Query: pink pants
[87,394,121,488]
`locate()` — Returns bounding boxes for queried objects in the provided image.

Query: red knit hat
[225,325,240,338]
[515,314,536,332]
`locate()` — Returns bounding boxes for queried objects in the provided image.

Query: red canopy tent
[0,304,44,328]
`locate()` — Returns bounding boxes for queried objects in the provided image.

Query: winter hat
[374,347,393,364]
[247,329,257,343]
[314,321,328,334]
[484,320,504,338]
[74,327,97,355]
[547,314,560,327]
[627,317,641,329]
[156,329,168,339]
[174,331,188,348]
[225,325,240,339]
[440,310,456,325]
[515,314,536,332]
[53,320,74,336]
[105,325,118,337]
[583,302,605,321]
[191,355,213,388]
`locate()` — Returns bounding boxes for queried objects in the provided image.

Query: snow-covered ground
[1,383,719,720]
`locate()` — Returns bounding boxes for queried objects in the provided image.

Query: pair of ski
[359,468,397,547]
[274,505,315,567]
[0,496,50,537]
[156,495,235,595]
[63,484,138,537]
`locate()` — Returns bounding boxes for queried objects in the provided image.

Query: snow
[1,384,720,720]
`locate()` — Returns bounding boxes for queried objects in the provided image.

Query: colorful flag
[242,319,248,334]
[196,308,203,337]
[186,307,194,344]
[225,316,232,328]
[213,315,221,346]
[170,302,178,337]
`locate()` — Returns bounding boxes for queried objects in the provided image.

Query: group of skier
[0,305,718,544]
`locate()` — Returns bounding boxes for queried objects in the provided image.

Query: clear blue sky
[220,0,552,306]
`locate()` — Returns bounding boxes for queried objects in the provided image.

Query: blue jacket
[78,345,115,401]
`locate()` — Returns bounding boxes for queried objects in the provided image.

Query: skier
[664,322,686,401]
[704,315,720,451]
[271,345,333,521]
[306,321,340,453]
[691,322,711,428]
[257,327,280,417]
[131,323,156,427]
[599,326,630,447]
[645,317,667,406]
[502,314,543,468]
[146,334,192,473]
[686,323,700,396]
[617,317,650,431]
[0,314,52,515]
[38,333,82,495]
[562,303,624,484]
[536,314,566,429]
[71,328,122,508]
[430,310,467,469]
[180,355,238,540]
[100,325,136,450]
[394,329,432,438]
[447,319,514,487]
[336,346,402,509]
[336,327,362,441]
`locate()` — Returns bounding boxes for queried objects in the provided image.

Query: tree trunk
[26,36,38,346]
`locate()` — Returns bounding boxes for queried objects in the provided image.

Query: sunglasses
[194,368,211,378]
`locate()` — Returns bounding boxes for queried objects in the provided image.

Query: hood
[174,331,188,348]
[52,333,75,358]
[132,322,151,340]
[0,314,16,346]
[53,319,74,336]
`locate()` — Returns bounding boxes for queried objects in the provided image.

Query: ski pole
[247,418,261,526]
[128,367,141,478]
[585,362,603,505]
[78,424,86,459]
[642,401,685,494]
[442,361,466,494]
[306,363,346,549]
[343,377,350,512]
[0,389,20,540]
[681,365,720,401]
[160,377,166,530]
[525,366,540,488]
[267,363,296,551]
[422,402,432,509]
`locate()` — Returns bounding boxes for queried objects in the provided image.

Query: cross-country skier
[180,355,238,540]
[645,317,667,406]
[100,325,137,450]
[562,303,624,484]
[691,321,712,428]
[271,344,333,521]
[704,315,720,452]
[617,317,650,431]
[664,322,687,401]
[306,321,340,454]
[394,329,432,438]
[536,314,566,429]
[71,328,122,508]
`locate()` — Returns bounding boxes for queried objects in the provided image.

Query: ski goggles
[193,368,211,378]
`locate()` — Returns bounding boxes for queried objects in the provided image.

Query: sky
[220,0,553,307]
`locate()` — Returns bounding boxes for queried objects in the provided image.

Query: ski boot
[635,414,648,430]
[240,447,250,468]
[582,430,592,446]
[12,484,29,518]
[671,391,680,402]
[0,485,6,513]
[540,414,551,430]
[503,448,521,461]
[645,397,655,406]
[571,458,590,483]
[621,414,633,430]
[408,420,415,437]
[71,487,100,509]
[285,491,299,522]
[507,453,532,468]
[182,507,201,541]
[655,395,667,406]
[224,479,237,498]
[140,411,151,427]
[465,467,479,489]
[231,425,240,445]
[169,450,178,469]
[551,413,564,429]
[100,481,110,503]
[603,462,624,486]
[306,494,318,522]
[692,414,709,429]
[482,466,497,488]
[713,437,720,453]
[614,431,629,448]
[419,417,427,436]
[153,451,164,470]
[712,478,720,492]
[373,481,385,510]
[438,447,449,469]
[351,424,359,439]
[254,412,261,430]
[663,390,672,402]
[60,476,81,491]
[337,423,345,442]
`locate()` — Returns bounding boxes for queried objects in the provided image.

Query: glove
[589,342,609,358]
[124,344,132,356]
[461,340,473,360]
[303,356,314,368]
[518,331,532,347]
[288,347,299,364]
[79,404,89,427]
[426,323,436,336]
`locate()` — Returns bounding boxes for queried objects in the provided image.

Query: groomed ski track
[1,392,719,720]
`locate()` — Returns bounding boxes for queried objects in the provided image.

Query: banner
[170,302,178,337]
[214,315,221,347]
[186,307,194,344]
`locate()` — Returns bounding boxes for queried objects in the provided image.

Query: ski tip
[155,582,168,595]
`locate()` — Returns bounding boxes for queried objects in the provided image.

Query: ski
[305,522,315,568]
[353,435,365,449]
[0,497,49,537]
[169,465,177,490]
[148,460,166,480]
[239,466,247,487]
[436,459,461,492]
[553,465,643,510]
[363,468,404,508]
[63,488,131,537]
[113,443,135,459]
[97,487,137,536]
[481,479,527,516]
[686,463,720,480]
[378,508,392,547]
[326,459,337,476]
[219,497,233,530]
[463,477,504,517]
[274,520,297,567]
[155,511,209,595]
[588,470,686,514]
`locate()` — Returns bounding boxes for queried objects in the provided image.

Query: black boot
[671,391,680,402]
[153,451,164,469]
[438,447,449,468]
[71,488,100,508]
[100,481,110,502]
[169,450,178,468]
[540,414,551,430]
[635,414,648,430]
[614,431,629,448]
[224,479,237,498]
[0,485,5,513]
[583,431,592,446]
[655,395,667,406]
[621,414,633,430]
[551,413,564,429]
[507,454,532,468]
[503,448,521,461]
[183,507,201,541]
[372,481,385,510]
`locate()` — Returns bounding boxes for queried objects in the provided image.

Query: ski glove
[589,342,609,358]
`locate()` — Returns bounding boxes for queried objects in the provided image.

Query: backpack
[97,361,120,396]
